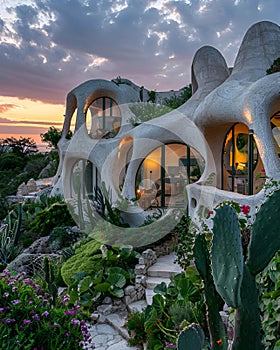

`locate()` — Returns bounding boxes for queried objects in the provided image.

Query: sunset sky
[0,0,279,147]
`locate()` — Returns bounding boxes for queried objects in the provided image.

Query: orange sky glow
[0,96,65,149]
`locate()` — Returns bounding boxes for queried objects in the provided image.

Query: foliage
[266,57,280,75]
[0,153,25,171]
[0,269,93,350]
[126,267,207,349]
[28,202,75,237]
[49,226,84,251]
[0,203,23,265]
[126,311,147,346]
[60,239,102,286]
[163,84,192,109]
[41,126,72,149]
[128,102,173,126]
[0,136,38,157]
[147,90,156,103]
[62,241,139,307]
[173,215,195,269]
[257,251,280,350]
[208,189,280,350]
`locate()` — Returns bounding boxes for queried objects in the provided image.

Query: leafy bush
[128,102,172,125]
[61,240,102,286]
[49,226,84,251]
[126,267,206,349]
[0,269,94,350]
[61,241,139,307]
[257,251,280,350]
[28,202,75,237]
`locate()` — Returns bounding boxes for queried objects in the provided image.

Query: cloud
[0,103,20,113]
[0,116,61,126]
[0,0,279,105]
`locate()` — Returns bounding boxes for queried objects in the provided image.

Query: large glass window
[71,160,100,199]
[136,143,204,209]
[87,97,121,138]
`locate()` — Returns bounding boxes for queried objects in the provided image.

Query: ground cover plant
[0,269,94,350]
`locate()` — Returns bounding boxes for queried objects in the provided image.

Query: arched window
[87,97,121,138]
[222,123,262,195]
[71,160,100,199]
[136,143,204,209]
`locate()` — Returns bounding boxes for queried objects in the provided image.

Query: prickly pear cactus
[194,234,228,350]
[211,190,280,350]
[212,205,243,308]
[247,189,280,275]
[177,323,205,350]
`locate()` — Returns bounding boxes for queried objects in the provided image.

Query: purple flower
[0,308,4,313]
[12,286,18,292]
[23,319,31,325]
[53,322,59,328]
[12,299,21,305]
[3,292,9,297]
[64,309,76,315]
[32,314,40,322]
[6,318,16,323]
[42,311,49,317]
[64,332,69,337]
[71,318,80,326]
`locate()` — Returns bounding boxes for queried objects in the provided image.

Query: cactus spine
[211,189,280,350]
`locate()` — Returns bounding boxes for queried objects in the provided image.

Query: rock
[23,236,52,254]
[103,297,112,304]
[8,253,62,275]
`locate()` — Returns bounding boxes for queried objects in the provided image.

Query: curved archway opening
[222,123,264,194]
[86,97,121,139]
[136,143,204,209]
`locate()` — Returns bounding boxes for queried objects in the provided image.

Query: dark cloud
[0,0,279,104]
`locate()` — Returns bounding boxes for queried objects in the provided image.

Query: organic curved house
[53,21,280,222]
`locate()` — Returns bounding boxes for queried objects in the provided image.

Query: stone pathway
[84,252,182,349]
[85,301,146,349]
[87,323,140,350]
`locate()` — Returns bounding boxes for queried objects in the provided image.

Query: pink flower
[240,205,250,215]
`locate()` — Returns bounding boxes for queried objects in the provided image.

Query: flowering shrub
[0,270,94,350]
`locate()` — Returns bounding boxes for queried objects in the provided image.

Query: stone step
[146,276,171,290]
[127,300,148,314]
[145,288,156,305]
[147,252,183,278]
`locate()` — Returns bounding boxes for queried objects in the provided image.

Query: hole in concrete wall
[191,197,197,208]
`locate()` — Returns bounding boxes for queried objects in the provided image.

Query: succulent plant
[177,323,205,350]
[194,234,228,350]
[211,189,280,350]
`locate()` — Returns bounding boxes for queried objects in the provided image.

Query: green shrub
[126,267,206,349]
[61,239,102,286]
[28,202,75,237]
[258,251,280,349]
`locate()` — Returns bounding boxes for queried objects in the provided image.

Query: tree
[0,137,38,157]
[266,57,280,74]
[41,126,72,149]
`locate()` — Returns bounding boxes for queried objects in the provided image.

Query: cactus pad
[212,205,243,308]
